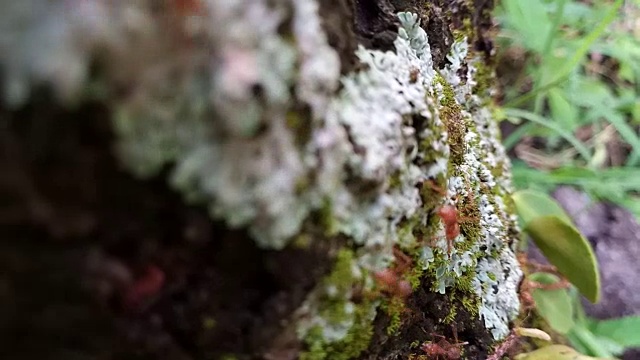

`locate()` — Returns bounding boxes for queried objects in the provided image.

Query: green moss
[435,75,466,167]
[444,302,458,323]
[454,271,475,294]
[220,355,238,360]
[435,74,455,107]
[415,178,486,320]
[460,293,480,315]
[453,18,474,42]
[292,234,313,249]
[472,61,494,98]
[397,218,421,249]
[300,249,375,360]
[388,171,403,189]
[285,110,313,147]
[302,327,329,360]
[439,268,481,323]
[202,317,216,330]
[418,127,447,168]
[458,188,482,252]
[419,174,447,212]
[317,197,338,236]
[490,159,505,179]
[382,296,406,335]
[406,264,425,290]
[324,249,357,303]
[300,303,375,360]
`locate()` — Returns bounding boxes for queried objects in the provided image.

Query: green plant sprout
[513,189,640,359]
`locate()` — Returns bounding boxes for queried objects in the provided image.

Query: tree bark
[0,1,522,359]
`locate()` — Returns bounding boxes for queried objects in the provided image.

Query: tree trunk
[0,1,522,359]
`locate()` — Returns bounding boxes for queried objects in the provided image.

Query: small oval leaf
[515,327,551,341]
[512,190,573,226]
[529,272,575,334]
[525,216,600,303]
[548,88,579,132]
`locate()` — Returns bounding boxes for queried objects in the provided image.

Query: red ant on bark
[122,264,166,312]
[373,247,413,298]
[486,330,520,360]
[436,204,461,254]
[420,334,468,359]
[419,324,468,359]
[423,180,477,255]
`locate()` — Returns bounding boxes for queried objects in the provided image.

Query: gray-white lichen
[0,0,522,346]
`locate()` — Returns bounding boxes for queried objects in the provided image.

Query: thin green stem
[504,108,591,161]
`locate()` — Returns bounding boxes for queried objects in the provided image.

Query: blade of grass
[503,122,535,151]
[505,0,623,109]
[533,0,568,114]
[550,0,623,84]
[568,325,614,358]
[512,162,640,191]
[541,0,567,59]
[504,76,568,109]
[504,108,591,161]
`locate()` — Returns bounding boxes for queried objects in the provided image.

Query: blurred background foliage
[495,0,640,218]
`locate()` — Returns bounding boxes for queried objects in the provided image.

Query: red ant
[421,332,468,359]
[424,180,477,255]
[487,331,519,360]
[373,247,413,298]
[436,204,460,254]
[121,264,165,312]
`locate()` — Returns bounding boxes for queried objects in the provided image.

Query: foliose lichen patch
[293,11,522,354]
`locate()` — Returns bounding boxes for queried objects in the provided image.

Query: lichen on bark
[0,0,521,359]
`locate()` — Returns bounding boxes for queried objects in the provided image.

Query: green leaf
[525,216,600,303]
[568,325,618,358]
[567,331,591,356]
[566,77,614,108]
[500,0,551,53]
[512,190,573,226]
[587,336,626,357]
[548,88,579,132]
[529,272,575,334]
[514,345,609,360]
[589,316,640,349]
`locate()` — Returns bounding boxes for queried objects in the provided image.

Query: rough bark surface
[0,1,520,359]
